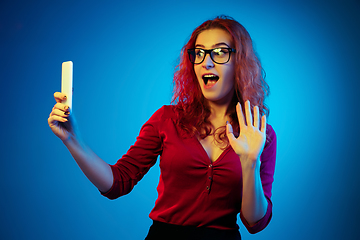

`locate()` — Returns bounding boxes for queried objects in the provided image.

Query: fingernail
[65,111,69,115]
[226,121,229,125]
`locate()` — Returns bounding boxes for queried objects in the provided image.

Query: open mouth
[202,74,219,87]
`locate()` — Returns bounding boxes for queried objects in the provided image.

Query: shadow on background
[1,0,359,239]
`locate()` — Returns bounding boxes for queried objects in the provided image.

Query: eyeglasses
[187,48,236,64]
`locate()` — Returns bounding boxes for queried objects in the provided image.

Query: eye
[195,49,205,57]
[212,48,228,56]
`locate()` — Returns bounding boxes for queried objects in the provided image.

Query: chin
[202,88,234,105]
[203,94,228,103]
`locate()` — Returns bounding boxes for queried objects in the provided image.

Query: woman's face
[194,28,235,105]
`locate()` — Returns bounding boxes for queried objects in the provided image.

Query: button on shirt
[101,105,277,233]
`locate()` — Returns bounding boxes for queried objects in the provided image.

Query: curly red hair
[172,15,269,143]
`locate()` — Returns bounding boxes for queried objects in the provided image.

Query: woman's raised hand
[226,100,266,168]
[48,92,76,141]
[48,92,113,192]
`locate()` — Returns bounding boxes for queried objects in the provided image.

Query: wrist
[62,133,80,148]
[240,156,260,172]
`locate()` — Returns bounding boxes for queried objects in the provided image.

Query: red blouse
[102,105,277,233]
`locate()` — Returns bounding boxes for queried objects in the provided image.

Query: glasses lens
[193,49,204,64]
[211,48,230,64]
[188,49,195,63]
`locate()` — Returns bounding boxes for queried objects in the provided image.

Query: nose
[202,53,214,69]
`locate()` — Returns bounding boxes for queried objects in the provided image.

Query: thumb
[226,121,237,144]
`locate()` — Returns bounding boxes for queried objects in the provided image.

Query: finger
[226,121,233,134]
[54,92,67,103]
[253,105,260,129]
[54,102,70,112]
[50,108,70,118]
[226,122,237,144]
[48,115,68,125]
[50,103,70,117]
[236,102,246,128]
[245,100,252,126]
[260,115,267,133]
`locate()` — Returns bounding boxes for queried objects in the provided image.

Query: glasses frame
[187,47,236,64]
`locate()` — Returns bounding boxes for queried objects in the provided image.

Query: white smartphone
[61,61,73,109]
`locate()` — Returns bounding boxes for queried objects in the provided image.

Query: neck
[208,101,229,120]
[206,92,234,124]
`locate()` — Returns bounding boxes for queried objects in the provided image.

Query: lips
[202,73,219,89]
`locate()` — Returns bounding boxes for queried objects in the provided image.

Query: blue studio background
[1,0,359,239]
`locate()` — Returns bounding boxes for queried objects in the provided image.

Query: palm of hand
[51,120,72,141]
[227,100,266,164]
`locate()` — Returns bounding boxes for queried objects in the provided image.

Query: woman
[48,15,276,240]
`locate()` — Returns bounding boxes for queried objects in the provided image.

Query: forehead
[195,28,233,47]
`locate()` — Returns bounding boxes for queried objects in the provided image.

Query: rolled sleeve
[100,107,165,199]
[240,196,272,234]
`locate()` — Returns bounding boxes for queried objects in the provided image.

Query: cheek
[223,66,235,88]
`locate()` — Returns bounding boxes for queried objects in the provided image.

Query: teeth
[203,74,217,78]
[202,74,219,85]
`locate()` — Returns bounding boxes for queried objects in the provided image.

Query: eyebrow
[195,42,231,48]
